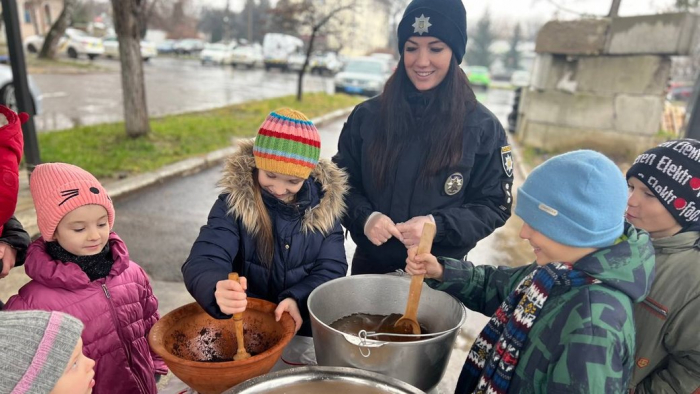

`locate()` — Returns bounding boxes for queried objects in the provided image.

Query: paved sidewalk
[0,107,356,315]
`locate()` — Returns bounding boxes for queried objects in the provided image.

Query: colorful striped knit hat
[0,310,85,394]
[253,108,320,179]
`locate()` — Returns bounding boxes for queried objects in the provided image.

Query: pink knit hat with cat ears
[30,163,115,241]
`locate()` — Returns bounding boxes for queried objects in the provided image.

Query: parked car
[157,39,178,54]
[62,28,104,59]
[310,52,343,75]
[666,81,693,102]
[263,33,304,71]
[199,43,235,65]
[462,65,491,89]
[369,52,398,72]
[334,57,391,97]
[174,39,205,55]
[287,51,307,72]
[24,35,45,54]
[0,64,43,115]
[230,44,263,69]
[510,70,530,88]
[102,36,158,61]
[24,28,104,60]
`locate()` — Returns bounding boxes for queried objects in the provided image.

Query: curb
[14,106,357,239]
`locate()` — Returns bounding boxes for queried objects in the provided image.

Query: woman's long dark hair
[369,56,477,187]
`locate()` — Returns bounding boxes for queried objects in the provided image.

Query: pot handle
[343,331,386,358]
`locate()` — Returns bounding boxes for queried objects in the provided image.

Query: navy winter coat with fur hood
[182,139,349,336]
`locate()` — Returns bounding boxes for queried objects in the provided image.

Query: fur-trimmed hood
[218,138,348,235]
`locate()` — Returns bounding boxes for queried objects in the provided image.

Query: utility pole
[247,0,253,42]
[608,0,622,17]
[223,0,230,42]
[2,0,41,174]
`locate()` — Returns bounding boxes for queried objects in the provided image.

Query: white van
[262,33,304,71]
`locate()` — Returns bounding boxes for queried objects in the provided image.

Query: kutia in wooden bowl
[149,299,295,394]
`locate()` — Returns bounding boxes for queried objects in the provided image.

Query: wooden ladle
[228,272,251,361]
[394,222,437,335]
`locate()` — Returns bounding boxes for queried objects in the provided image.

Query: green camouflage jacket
[430,224,655,394]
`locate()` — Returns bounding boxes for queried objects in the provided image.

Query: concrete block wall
[607,13,700,56]
[535,13,700,57]
[518,13,691,156]
[518,53,669,153]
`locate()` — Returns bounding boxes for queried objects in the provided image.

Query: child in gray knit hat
[0,310,95,394]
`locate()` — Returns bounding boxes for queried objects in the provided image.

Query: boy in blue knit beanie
[406,150,655,394]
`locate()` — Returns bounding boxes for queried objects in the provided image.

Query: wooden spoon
[394,222,437,335]
[228,272,251,361]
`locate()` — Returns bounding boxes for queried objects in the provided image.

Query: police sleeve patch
[499,181,513,212]
[501,145,513,178]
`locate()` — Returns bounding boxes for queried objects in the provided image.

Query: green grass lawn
[38,93,363,178]
[26,56,109,74]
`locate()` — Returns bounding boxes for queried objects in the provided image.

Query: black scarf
[46,241,114,282]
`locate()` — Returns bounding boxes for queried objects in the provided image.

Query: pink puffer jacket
[4,232,167,394]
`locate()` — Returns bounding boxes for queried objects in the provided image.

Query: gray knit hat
[0,310,84,394]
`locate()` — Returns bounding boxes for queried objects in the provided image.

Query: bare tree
[376,0,410,55]
[111,0,151,138]
[138,0,163,39]
[272,0,353,101]
[38,0,77,59]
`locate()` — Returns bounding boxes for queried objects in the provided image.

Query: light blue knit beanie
[515,150,627,248]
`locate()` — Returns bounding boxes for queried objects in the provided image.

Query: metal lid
[225,366,425,394]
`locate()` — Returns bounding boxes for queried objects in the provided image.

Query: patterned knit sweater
[430,224,655,394]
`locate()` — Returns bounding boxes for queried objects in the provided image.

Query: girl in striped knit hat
[183,108,348,366]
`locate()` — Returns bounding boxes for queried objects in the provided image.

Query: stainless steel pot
[307,274,467,392]
[224,366,425,394]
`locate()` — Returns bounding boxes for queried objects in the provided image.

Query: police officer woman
[333,0,514,275]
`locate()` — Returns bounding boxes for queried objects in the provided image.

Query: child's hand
[406,247,444,280]
[215,276,248,315]
[275,297,302,334]
[0,243,17,279]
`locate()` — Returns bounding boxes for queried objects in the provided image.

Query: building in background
[294,0,390,57]
[14,0,63,40]
[334,0,390,56]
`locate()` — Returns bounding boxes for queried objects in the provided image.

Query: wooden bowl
[149,300,295,394]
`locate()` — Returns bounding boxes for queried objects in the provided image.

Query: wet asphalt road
[32,57,331,132]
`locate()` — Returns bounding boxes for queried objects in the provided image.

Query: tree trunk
[111,0,151,138]
[38,0,76,59]
[297,28,318,102]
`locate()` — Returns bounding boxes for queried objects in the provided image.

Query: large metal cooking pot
[225,366,425,393]
[308,274,466,392]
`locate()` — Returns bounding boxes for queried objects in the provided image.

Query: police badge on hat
[444,172,463,196]
[412,14,432,35]
[501,146,513,178]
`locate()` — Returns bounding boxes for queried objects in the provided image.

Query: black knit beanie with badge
[397,0,468,61]
[627,139,700,231]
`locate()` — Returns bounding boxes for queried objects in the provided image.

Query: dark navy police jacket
[333,94,513,274]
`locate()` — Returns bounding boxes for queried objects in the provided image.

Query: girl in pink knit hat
[4,162,167,394]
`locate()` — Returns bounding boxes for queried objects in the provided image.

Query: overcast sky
[200,0,680,21]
